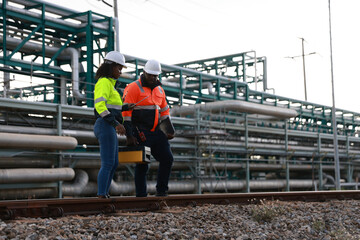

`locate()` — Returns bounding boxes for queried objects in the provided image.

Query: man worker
[122,59,174,197]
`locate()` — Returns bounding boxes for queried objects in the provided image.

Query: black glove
[126,135,138,146]
[123,121,134,137]
[122,103,135,111]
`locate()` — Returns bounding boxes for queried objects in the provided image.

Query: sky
[43,0,360,113]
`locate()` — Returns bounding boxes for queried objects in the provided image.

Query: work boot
[155,192,168,197]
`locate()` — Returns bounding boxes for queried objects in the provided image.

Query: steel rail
[1,191,360,220]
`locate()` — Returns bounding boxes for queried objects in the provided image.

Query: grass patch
[250,199,288,223]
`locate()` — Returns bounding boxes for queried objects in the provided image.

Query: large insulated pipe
[0,132,78,150]
[64,47,85,100]
[170,100,298,119]
[78,179,320,196]
[0,125,124,145]
[0,168,75,183]
[62,169,89,196]
[0,37,85,100]
[0,178,318,199]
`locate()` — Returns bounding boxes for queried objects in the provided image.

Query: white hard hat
[144,59,161,75]
[104,51,127,68]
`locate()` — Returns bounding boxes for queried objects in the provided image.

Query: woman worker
[93,51,134,198]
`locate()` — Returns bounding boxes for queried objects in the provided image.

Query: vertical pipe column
[2,0,6,65]
[179,70,183,105]
[318,135,323,190]
[346,137,352,184]
[195,109,201,194]
[135,59,139,79]
[2,0,9,97]
[233,82,237,100]
[242,54,246,83]
[60,76,66,104]
[285,121,288,152]
[311,154,317,191]
[285,120,290,192]
[86,11,94,107]
[254,51,257,91]
[319,158,323,190]
[198,74,202,103]
[347,158,353,186]
[41,3,46,67]
[263,57,268,91]
[216,78,220,100]
[245,114,250,193]
[285,159,290,192]
[57,104,63,198]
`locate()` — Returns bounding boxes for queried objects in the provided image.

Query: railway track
[1,190,359,220]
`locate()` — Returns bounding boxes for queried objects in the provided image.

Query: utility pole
[328,0,341,190]
[100,0,120,51]
[113,0,119,51]
[285,39,316,102]
[300,38,307,101]
[113,0,118,18]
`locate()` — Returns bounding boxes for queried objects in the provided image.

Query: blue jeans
[94,118,119,196]
[135,129,174,197]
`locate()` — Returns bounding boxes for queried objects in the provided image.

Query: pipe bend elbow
[63,48,86,101]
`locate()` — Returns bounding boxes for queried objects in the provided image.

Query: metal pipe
[161,77,187,89]
[62,169,89,196]
[60,76,67,105]
[0,125,124,144]
[7,0,97,22]
[80,179,321,196]
[170,100,298,119]
[0,125,358,157]
[0,36,85,100]
[64,47,85,100]
[125,54,240,82]
[0,168,75,183]
[0,179,320,199]
[0,35,65,58]
[0,132,78,150]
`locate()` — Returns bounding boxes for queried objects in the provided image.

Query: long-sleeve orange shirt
[122,77,170,132]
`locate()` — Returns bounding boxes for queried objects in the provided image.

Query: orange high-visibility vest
[122,79,170,131]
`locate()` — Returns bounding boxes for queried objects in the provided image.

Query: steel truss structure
[0,0,360,199]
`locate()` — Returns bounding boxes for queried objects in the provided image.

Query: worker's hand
[122,103,136,111]
[128,103,136,110]
[115,124,126,135]
[167,133,174,140]
[126,135,138,146]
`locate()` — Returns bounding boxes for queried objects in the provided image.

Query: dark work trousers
[134,128,174,197]
[94,118,119,196]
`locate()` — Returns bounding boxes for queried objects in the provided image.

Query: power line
[101,0,112,8]
[285,38,317,101]
[87,0,159,26]
[145,0,194,23]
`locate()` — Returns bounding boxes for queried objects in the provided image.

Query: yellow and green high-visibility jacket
[94,77,123,128]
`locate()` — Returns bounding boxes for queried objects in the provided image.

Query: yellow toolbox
[118,146,151,164]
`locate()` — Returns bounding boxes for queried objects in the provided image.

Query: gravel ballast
[0,199,359,239]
